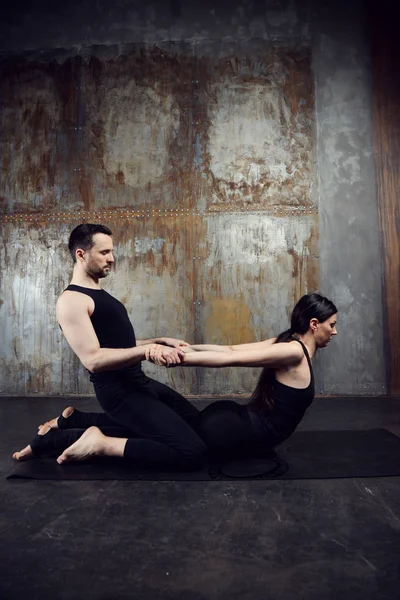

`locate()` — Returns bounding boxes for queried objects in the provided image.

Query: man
[58,224,185,372]
[13,224,208,468]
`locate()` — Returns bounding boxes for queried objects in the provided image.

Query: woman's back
[248,341,315,447]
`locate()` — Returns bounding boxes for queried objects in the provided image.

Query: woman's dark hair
[68,224,112,262]
[249,293,337,412]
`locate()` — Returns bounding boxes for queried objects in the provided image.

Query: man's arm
[57,293,183,373]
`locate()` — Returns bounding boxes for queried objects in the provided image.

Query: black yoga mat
[7,429,400,481]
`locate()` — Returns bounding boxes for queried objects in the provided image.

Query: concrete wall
[311,0,386,394]
[0,0,386,395]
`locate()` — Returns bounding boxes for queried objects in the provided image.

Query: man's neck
[70,267,101,289]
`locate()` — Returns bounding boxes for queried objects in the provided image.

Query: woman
[13,293,337,468]
[148,292,337,458]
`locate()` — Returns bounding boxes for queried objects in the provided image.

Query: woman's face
[314,314,338,348]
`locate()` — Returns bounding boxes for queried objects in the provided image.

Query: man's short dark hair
[68,224,112,262]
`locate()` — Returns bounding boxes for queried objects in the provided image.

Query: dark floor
[0,396,399,600]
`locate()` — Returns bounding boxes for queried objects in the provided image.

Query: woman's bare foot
[57,426,126,465]
[13,423,52,461]
[38,406,75,431]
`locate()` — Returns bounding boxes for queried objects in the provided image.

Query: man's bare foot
[38,406,75,431]
[57,426,105,465]
[13,423,52,461]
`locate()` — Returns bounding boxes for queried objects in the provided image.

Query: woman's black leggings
[34,377,265,470]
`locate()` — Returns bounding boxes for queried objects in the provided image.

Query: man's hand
[158,337,190,349]
[145,344,185,366]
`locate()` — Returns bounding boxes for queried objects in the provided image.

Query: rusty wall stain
[195,212,318,393]
[201,47,315,210]
[1,43,314,216]
[204,297,254,345]
[82,47,206,212]
[0,218,202,394]
[0,57,89,214]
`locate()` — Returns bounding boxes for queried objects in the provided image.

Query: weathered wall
[311,0,386,395]
[0,0,386,395]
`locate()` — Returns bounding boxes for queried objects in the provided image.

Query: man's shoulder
[57,289,93,308]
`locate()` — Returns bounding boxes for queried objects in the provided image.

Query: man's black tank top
[65,284,144,381]
[248,340,315,446]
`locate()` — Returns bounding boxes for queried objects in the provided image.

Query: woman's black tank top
[248,340,315,446]
[65,284,144,380]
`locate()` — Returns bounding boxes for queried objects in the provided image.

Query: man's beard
[87,264,110,279]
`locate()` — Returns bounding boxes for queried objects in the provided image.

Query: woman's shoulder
[276,340,304,360]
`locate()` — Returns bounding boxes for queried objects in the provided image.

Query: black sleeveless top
[65,285,144,381]
[248,340,315,446]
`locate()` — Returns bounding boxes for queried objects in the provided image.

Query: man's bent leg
[96,382,207,470]
[147,379,200,425]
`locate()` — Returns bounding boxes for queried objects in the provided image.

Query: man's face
[83,233,114,279]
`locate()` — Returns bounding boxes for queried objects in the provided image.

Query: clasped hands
[145,338,192,367]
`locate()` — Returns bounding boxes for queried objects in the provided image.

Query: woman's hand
[145,344,185,366]
[158,337,190,349]
[178,345,197,354]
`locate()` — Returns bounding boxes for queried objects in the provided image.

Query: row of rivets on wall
[0,207,318,224]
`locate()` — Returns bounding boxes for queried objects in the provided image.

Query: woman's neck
[298,332,317,359]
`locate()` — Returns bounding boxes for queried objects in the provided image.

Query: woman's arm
[147,340,303,369]
[183,344,231,353]
[185,337,277,353]
[136,337,190,348]
[181,341,302,368]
